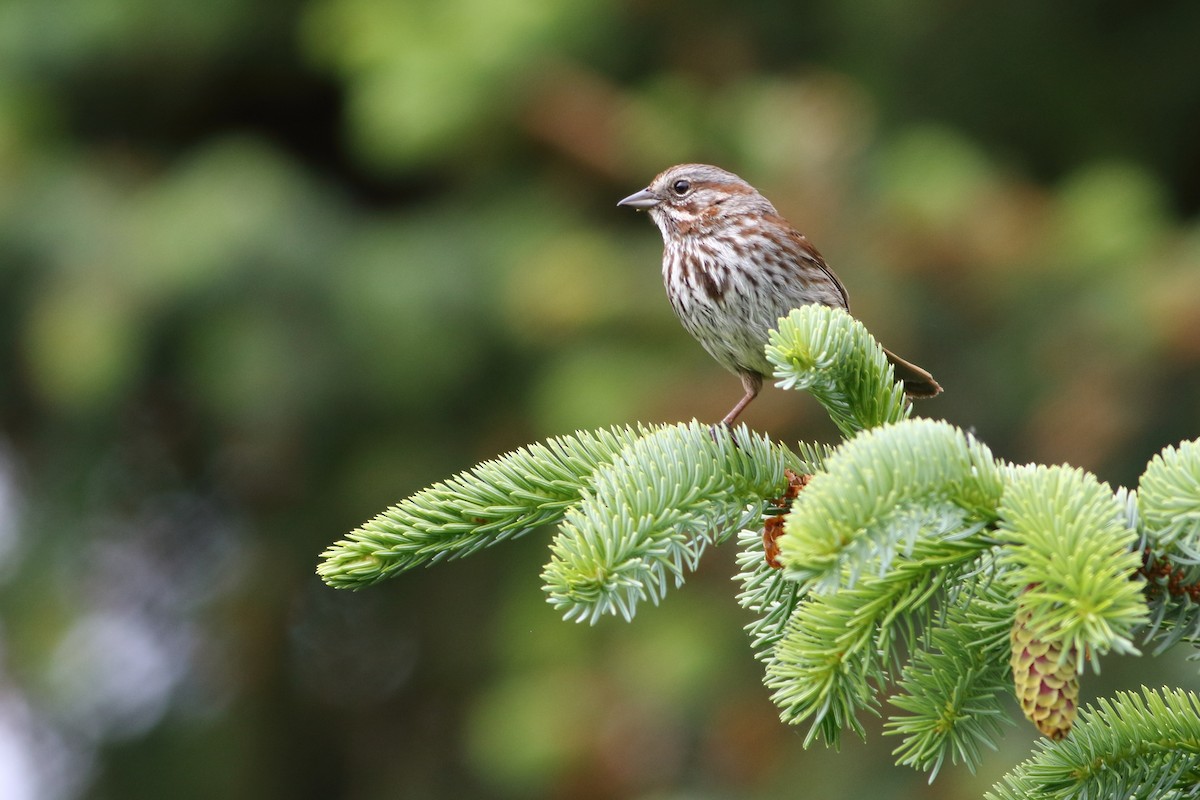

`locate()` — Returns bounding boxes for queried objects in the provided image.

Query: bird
[618,163,940,425]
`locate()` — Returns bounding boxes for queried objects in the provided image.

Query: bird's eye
[671,179,691,196]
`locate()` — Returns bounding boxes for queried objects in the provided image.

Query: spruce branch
[760,418,1006,746]
[317,295,1200,795]
[886,575,1017,778]
[736,461,826,656]
[318,425,652,588]
[766,304,912,437]
[765,536,992,746]
[541,421,804,623]
[778,418,1004,591]
[735,526,805,655]
[1138,439,1200,653]
[1139,438,1200,551]
[1140,542,1200,654]
[986,687,1200,800]
[995,464,1148,667]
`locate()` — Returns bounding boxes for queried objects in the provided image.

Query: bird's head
[617,164,778,239]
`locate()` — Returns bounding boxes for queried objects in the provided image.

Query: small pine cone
[1010,605,1079,740]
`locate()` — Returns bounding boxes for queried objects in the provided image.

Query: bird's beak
[617,188,660,210]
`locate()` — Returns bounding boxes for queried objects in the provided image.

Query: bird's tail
[882,347,942,398]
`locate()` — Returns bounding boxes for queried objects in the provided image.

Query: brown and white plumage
[619,163,940,425]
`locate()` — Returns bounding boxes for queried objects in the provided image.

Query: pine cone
[1010,604,1079,740]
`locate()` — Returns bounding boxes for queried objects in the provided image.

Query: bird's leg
[719,371,763,427]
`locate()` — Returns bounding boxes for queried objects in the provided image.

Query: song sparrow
[619,163,941,425]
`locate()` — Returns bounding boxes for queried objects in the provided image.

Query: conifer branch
[317,302,1200,796]
[735,526,806,655]
[777,418,1004,591]
[318,425,653,588]
[1138,439,1200,653]
[1140,543,1200,652]
[766,305,912,437]
[765,536,992,745]
[986,687,1200,800]
[886,575,1016,778]
[541,422,804,623]
[736,457,828,656]
[1139,438,1200,551]
[995,465,1147,667]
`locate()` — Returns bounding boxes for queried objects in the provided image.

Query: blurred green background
[1,0,1199,797]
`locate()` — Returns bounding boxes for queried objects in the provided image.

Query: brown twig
[762,469,811,569]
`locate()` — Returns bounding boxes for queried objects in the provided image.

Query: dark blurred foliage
[0,0,1198,798]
